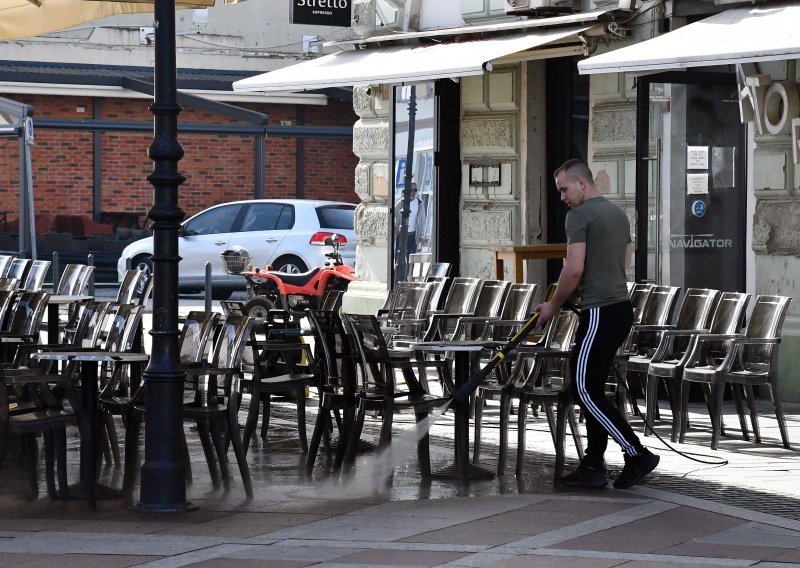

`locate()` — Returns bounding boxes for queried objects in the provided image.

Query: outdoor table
[33,350,148,507]
[412,340,496,482]
[46,294,93,344]
[493,244,567,282]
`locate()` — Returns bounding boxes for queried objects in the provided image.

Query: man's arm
[535,242,585,325]
[625,242,633,270]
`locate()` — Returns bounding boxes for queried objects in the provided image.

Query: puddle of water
[306,400,453,500]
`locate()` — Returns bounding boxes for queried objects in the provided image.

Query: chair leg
[23,434,39,499]
[742,385,760,443]
[103,414,121,466]
[334,403,356,473]
[342,398,367,473]
[415,410,432,478]
[55,428,69,500]
[667,377,681,443]
[295,389,308,454]
[679,380,691,443]
[710,381,724,450]
[768,381,791,449]
[731,384,751,441]
[515,397,528,477]
[242,391,261,454]
[210,419,231,491]
[566,404,584,459]
[497,390,511,475]
[196,420,221,489]
[702,383,726,437]
[306,400,332,477]
[554,400,568,480]
[227,412,253,498]
[260,394,271,439]
[472,390,484,464]
[644,373,657,437]
[43,430,58,500]
[378,402,394,449]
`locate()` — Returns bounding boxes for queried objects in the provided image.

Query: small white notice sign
[687,173,709,194]
[687,146,709,169]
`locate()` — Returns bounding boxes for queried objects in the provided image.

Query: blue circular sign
[692,200,707,218]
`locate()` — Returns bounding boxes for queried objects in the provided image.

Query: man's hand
[534,300,559,328]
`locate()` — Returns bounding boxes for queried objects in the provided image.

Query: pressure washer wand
[451,310,541,403]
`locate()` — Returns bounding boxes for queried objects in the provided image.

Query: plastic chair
[0,255,13,278]
[645,291,748,441]
[679,295,792,449]
[5,258,30,285]
[182,315,255,496]
[448,280,511,341]
[21,260,50,292]
[342,314,451,478]
[0,277,18,291]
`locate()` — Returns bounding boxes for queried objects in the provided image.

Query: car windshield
[316,205,354,230]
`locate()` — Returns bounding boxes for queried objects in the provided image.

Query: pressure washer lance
[451,303,727,467]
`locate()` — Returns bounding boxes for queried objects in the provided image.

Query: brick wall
[0,93,358,225]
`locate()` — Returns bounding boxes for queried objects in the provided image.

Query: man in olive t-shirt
[535,159,658,490]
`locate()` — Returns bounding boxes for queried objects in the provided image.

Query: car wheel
[272,256,307,274]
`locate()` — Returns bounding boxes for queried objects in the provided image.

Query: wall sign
[691,199,707,218]
[290,0,351,27]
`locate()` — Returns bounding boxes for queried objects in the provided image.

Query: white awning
[234,26,594,93]
[578,2,800,75]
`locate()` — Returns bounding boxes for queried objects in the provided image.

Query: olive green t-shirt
[565,196,631,309]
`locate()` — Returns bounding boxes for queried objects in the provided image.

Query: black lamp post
[137,0,190,512]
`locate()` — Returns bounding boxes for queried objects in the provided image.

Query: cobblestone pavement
[1,291,799,567]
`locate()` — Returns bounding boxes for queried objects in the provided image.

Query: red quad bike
[238,234,356,320]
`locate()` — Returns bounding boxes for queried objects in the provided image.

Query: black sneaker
[557,463,608,488]
[613,449,660,489]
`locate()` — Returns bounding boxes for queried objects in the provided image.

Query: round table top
[412,340,495,353]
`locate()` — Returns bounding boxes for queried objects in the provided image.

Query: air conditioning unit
[505,0,578,15]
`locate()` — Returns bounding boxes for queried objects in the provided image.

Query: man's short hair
[554,159,594,184]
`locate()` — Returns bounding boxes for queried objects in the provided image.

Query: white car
[117,199,356,300]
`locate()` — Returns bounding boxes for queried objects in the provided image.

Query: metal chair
[5,258,30,286]
[0,255,13,278]
[679,295,792,449]
[0,277,18,291]
[342,314,451,478]
[21,259,50,292]
[645,291,749,441]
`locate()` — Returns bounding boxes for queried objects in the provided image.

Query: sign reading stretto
[291,0,351,27]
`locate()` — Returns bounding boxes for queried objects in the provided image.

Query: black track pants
[570,301,643,466]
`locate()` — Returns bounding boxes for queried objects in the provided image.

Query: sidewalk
[1,292,799,567]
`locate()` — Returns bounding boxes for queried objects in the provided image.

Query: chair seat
[648,360,682,378]
[682,365,717,383]
[626,356,651,374]
[724,369,770,383]
[258,373,314,392]
[10,408,76,431]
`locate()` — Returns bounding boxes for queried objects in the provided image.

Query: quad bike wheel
[244,297,277,331]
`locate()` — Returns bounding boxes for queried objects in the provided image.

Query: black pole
[137,0,190,512]
[635,77,649,283]
[395,85,417,284]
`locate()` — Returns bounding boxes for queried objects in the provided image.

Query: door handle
[215,241,227,246]
[264,238,278,243]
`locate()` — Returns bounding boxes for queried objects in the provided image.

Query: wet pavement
[1,290,800,567]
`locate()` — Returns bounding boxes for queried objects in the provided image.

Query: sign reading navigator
[291,0,351,27]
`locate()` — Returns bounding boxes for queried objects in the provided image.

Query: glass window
[317,205,355,230]
[240,203,285,232]
[276,205,295,230]
[184,204,240,235]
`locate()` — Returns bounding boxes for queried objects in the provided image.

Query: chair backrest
[742,295,792,366]
[3,291,49,338]
[388,281,434,321]
[0,255,13,277]
[344,314,394,397]
[210,314,255,369]
[473,280,510,318]
[639,285,680,326]
[104,304,144,353]
[509,308,579,390]
[179,311,220,365]
[55,264,84,295]
[0,290,15,332]
[441,277,483,315]
[116,269,147,304]
[407,252,431,282]
[500,283,537,321]
[62,300,100,347]
[673,288,720,331]
[0,277,18,291]
[426,262,450,279]
[6,258,30,284]
[219,300,247,317]
[22,260,51,292]
[307,309,356,392]
[321,289,343,311]
[708,291,750,334]
[80,301,115,349]
[629,283,653,323]
[542,307,580,351]
[75,265,95,295]
[424,276,448,312]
